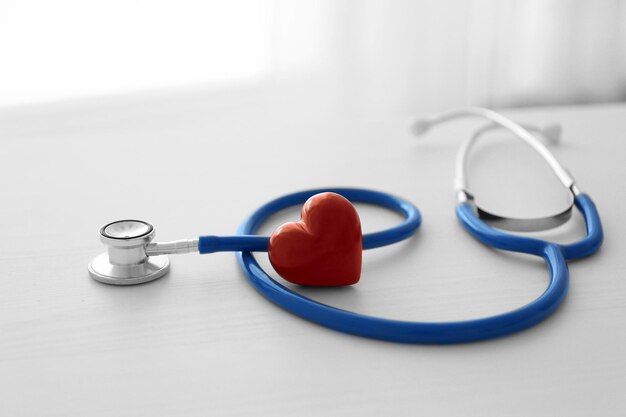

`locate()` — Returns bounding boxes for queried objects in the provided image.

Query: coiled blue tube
[456,194,603,261]
[231,188,603,344]
[198,188,421,253]
[559,194,604,260]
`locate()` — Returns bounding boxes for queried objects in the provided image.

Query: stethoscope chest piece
[88,220,170,285]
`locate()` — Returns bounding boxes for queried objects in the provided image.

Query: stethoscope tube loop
[195,188,422,254]
[234,187,604,344]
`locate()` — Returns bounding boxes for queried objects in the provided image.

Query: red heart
[268,192,362,286]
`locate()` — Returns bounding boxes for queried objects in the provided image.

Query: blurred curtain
[467,0,626,107]
[1,0,624,112]
[270,0,626,114]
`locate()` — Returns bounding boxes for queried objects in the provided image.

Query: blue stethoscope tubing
[234,188,603,344]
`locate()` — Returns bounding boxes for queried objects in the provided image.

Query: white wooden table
[1,95,624,416]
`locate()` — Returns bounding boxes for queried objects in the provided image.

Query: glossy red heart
[268,192,362,286]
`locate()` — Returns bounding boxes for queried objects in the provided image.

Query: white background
[1,0,625,111]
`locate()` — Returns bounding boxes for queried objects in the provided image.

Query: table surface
[1,94,625,416]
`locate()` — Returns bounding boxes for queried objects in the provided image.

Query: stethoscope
[88,108,603,344]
